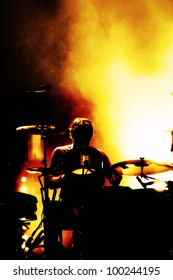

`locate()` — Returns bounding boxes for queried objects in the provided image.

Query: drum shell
[0,191,38,220]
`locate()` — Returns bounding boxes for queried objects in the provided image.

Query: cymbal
[16,124,67,135]
[26,167,52,174]
[111,158,173,176]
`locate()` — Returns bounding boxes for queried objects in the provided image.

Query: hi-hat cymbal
[26,167,44,173]
[16,124,67,135]
[111,158,173,176]
[26,167,53,174]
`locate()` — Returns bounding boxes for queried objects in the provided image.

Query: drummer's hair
[69,117,93,140]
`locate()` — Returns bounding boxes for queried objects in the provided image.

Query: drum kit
[1,123,173,259]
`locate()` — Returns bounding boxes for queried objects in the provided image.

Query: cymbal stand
[136,175,155,189]
[38,125,56,259]
[16,123,64,258]
[135,157,155,188]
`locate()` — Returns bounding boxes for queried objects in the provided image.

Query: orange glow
[62,230,73,249]
[28,135,42,161]
[149,180,168,192]
[20,185,28,193]
[21,176,27,183]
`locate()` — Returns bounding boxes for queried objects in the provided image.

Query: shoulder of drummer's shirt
[53,143,73,152]
[53,144,108,157]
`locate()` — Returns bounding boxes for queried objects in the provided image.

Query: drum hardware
[16,124,67,135]
[136,175,155,189]
[111,157,173,176]
[135,174,168,189]
[111,157,173,190]
[16,124,68,259]
[24,222,45,257]
[26,167,53,174]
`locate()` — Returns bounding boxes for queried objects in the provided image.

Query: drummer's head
[69,117,93,146]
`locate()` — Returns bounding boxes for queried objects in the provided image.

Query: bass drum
[75,187,173,260]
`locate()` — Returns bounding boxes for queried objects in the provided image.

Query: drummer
[49,117,122,207]
[47,117,122,259]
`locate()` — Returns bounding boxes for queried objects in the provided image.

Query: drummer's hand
[49,174,65,189]
[110,171,122,187]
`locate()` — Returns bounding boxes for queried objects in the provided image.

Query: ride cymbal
[111,158,173,176]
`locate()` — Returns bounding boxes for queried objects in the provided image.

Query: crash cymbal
[111,158,173,176]
[16,124,67,135]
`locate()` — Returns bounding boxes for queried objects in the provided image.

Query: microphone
[27,84,52,93]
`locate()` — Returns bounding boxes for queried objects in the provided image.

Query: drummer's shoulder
[53,144,73,153]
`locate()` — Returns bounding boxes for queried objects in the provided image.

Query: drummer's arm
[102,152,122,186]
[110,169,122,186]
[49,174,65,189]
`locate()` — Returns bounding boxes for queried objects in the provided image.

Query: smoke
[4,0,173,189]
[59,1,173,162]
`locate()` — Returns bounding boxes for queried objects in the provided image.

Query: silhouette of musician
[48,117,122,259]
[49,117,122,207]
